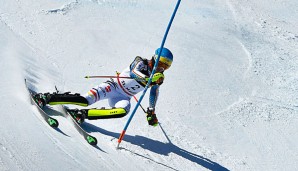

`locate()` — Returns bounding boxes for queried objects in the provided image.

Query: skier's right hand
[146,108,158,127]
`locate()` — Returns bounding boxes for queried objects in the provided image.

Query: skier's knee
[115,100,131,114]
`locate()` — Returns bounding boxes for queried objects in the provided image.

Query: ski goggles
[157,61,170,71]
[152,56,171,72]
[153,55,172,67]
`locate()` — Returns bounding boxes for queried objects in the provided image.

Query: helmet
[154,48,173,68]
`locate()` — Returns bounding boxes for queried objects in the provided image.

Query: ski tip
[51,122,59,128]
[87,136,97,146]
[48,118,59,128]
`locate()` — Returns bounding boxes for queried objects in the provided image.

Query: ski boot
[67,109,87,124]
[33,93,51,108]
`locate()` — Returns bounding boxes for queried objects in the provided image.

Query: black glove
[146,107,158,126]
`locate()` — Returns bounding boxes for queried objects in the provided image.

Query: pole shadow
[82,122,229,171]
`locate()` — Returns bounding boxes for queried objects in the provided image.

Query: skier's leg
[48,92,89,106]
[43,81,129,120]
[48,81,113,107]
[78,82,128,119]
[84,82,115,105]
[85,107,127,119]
[84,94,131,120]
[33,81,113,108]
[65,97,130,122]
[110,98,131,113]
[33,92,89,108]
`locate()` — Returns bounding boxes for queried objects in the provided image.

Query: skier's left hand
[155,76,164,85]
[146,108,158,127]
[146,73,164,85]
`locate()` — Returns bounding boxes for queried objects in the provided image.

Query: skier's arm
[149,85,159,108]
[129,57,164,84]
[146,85,159,127]
[130,57,148,82]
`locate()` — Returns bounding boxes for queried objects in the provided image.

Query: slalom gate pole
[117,0,181,148]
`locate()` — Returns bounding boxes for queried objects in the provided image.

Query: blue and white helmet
[154,47,173,68]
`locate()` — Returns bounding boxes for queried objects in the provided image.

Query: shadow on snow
[82,122,229,171]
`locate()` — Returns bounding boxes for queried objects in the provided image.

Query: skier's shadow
[83,122,229,171]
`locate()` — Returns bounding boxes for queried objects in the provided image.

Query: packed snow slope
[1,0,298,170]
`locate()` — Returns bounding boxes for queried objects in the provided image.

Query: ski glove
[146,107,158,127]
[146,73,164,85]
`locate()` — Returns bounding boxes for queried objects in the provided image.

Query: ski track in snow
[236,39,253,80]
[45,0,79,15]
[0,138,23,171]
[38,120,86,168]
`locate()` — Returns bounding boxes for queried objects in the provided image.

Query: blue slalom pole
[117,0,181,148]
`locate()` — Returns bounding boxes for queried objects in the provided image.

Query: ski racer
[34,48,173,127]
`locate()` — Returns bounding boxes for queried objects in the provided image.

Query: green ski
[25,79,59,128]
[59,105,97,146]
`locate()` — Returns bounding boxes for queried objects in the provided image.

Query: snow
[0,0,298,170]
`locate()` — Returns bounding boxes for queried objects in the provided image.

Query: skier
[34,47,173,126]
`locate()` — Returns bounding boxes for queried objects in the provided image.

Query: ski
[25,81,96,145]
[25,79,59,128]
[59,105,97,146]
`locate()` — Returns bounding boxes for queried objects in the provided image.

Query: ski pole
[85,75,132,79]
[117,0,181,148]
[85,75,146,82]
[134,95,166,142]
[133,96,146,113]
